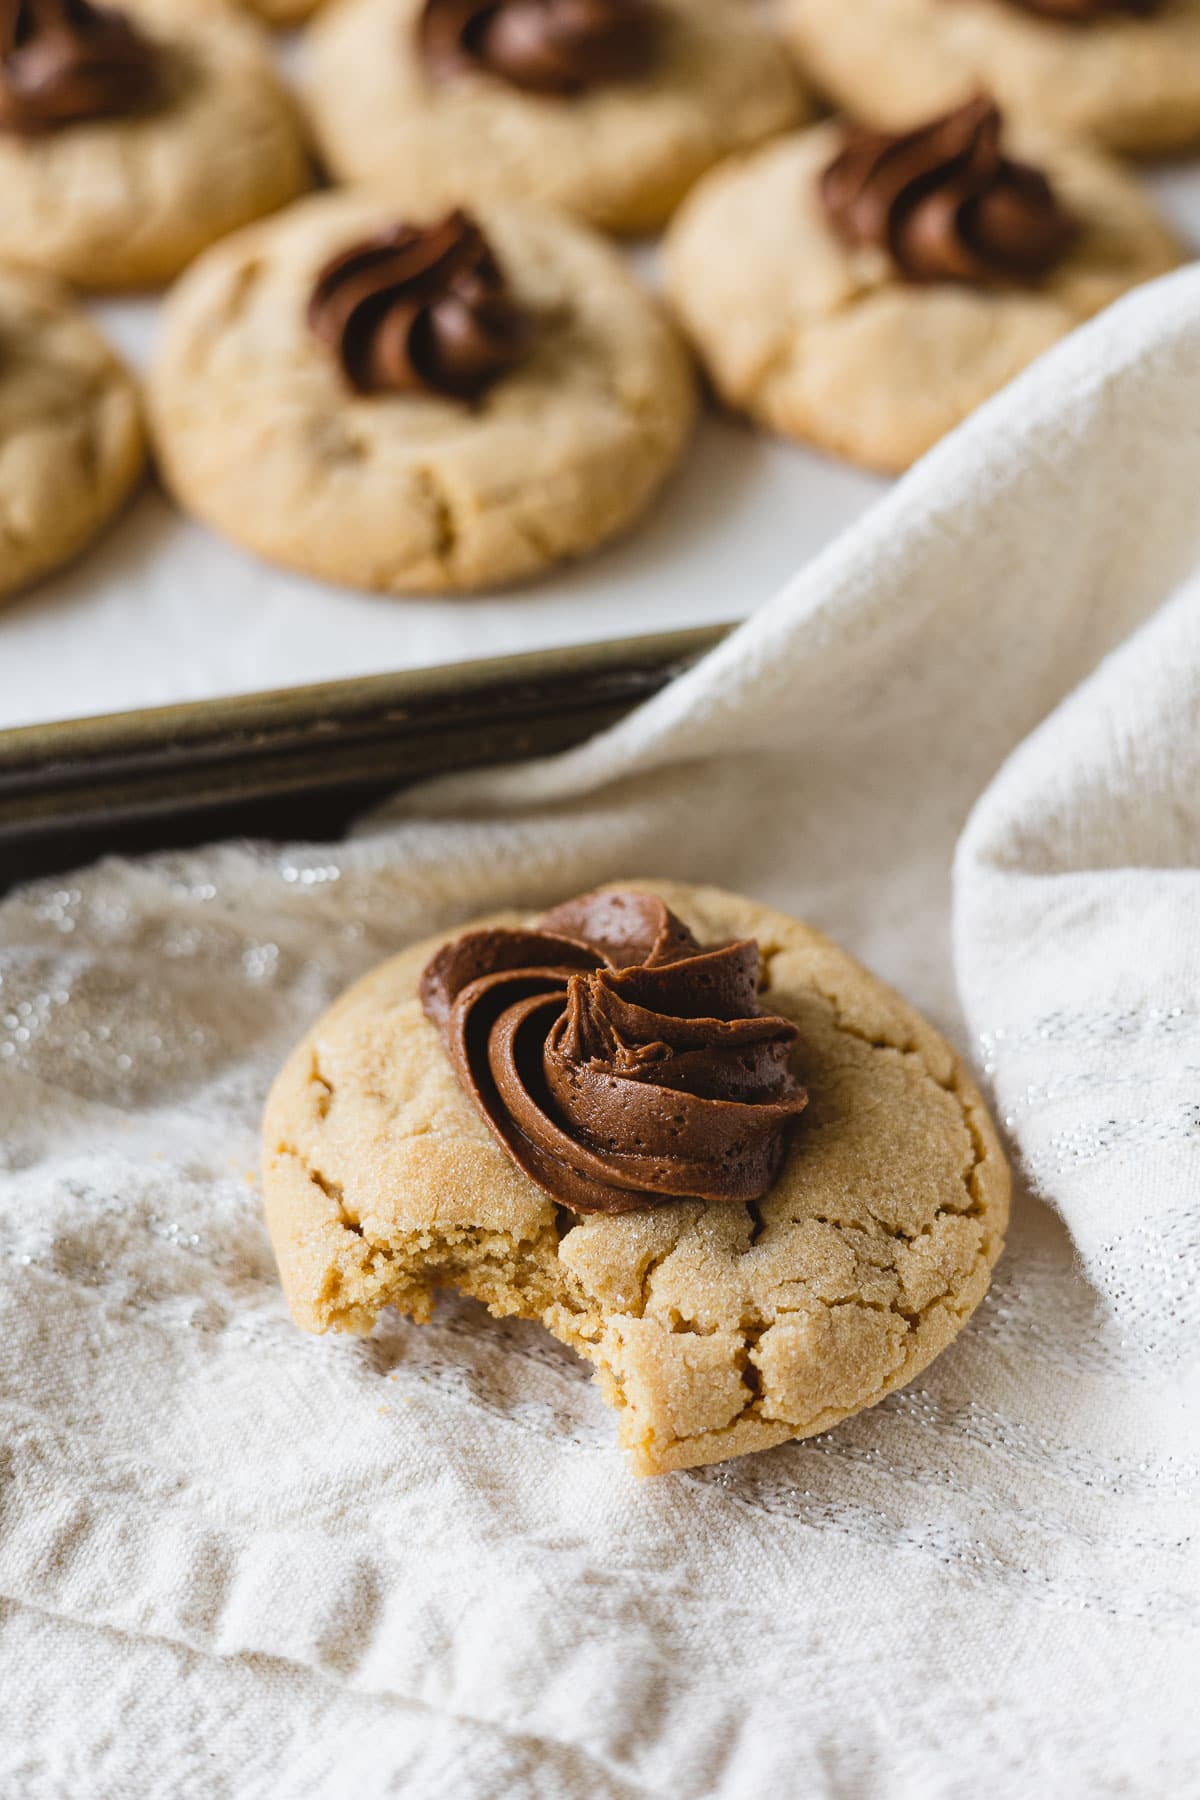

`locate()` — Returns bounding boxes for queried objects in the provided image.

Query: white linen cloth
[2,266,1199,1798]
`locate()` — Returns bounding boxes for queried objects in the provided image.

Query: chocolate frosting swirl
[0,0,160,135]
[308,210,534,400]
[821,97,1077,285]
[1003,0,1160,19]
[420,889,809,1215]
[417,0,655,96]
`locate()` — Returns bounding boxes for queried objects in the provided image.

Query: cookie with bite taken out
[262,881,1010,1477]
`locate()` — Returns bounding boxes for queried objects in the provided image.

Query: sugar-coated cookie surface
[149,191,697,593]
[784,0,1200,156]
[305,0,805,233]
[663,121,1180,473]
[0,272,145,603]
[262,880,1010,1476]
[0,4,309,290]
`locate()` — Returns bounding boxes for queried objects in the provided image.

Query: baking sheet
[2,162,1198,732]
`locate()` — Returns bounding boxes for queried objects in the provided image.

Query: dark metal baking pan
[0,622,731,887]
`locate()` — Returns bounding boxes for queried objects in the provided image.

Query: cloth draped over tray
[2,267,1199,1796]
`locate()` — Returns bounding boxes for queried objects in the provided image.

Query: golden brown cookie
[148,0,323,21]
[783,0,1200,157]
[262,880,1010,1476]
[305,0,805,233]
[148,190,697,593]
[0,270,145,603]
[662,114,1180,472]
[251,0,323,22]
[0,0,309,289]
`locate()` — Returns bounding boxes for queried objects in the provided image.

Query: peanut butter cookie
[148,190,696,592]
[251,0,322,22]
[0,0,309,289]
[305,0,805,234]
[663,106,1180,472]
[262,881,1010,1477]
[783,0,1200,157]
[0,270,144,602]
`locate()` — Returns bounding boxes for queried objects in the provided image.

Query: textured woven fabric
[2,268,1199,1797]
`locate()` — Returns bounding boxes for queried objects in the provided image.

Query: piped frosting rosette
[421,889,808,1214]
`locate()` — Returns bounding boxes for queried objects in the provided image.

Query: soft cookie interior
[262,881,1009,1475]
